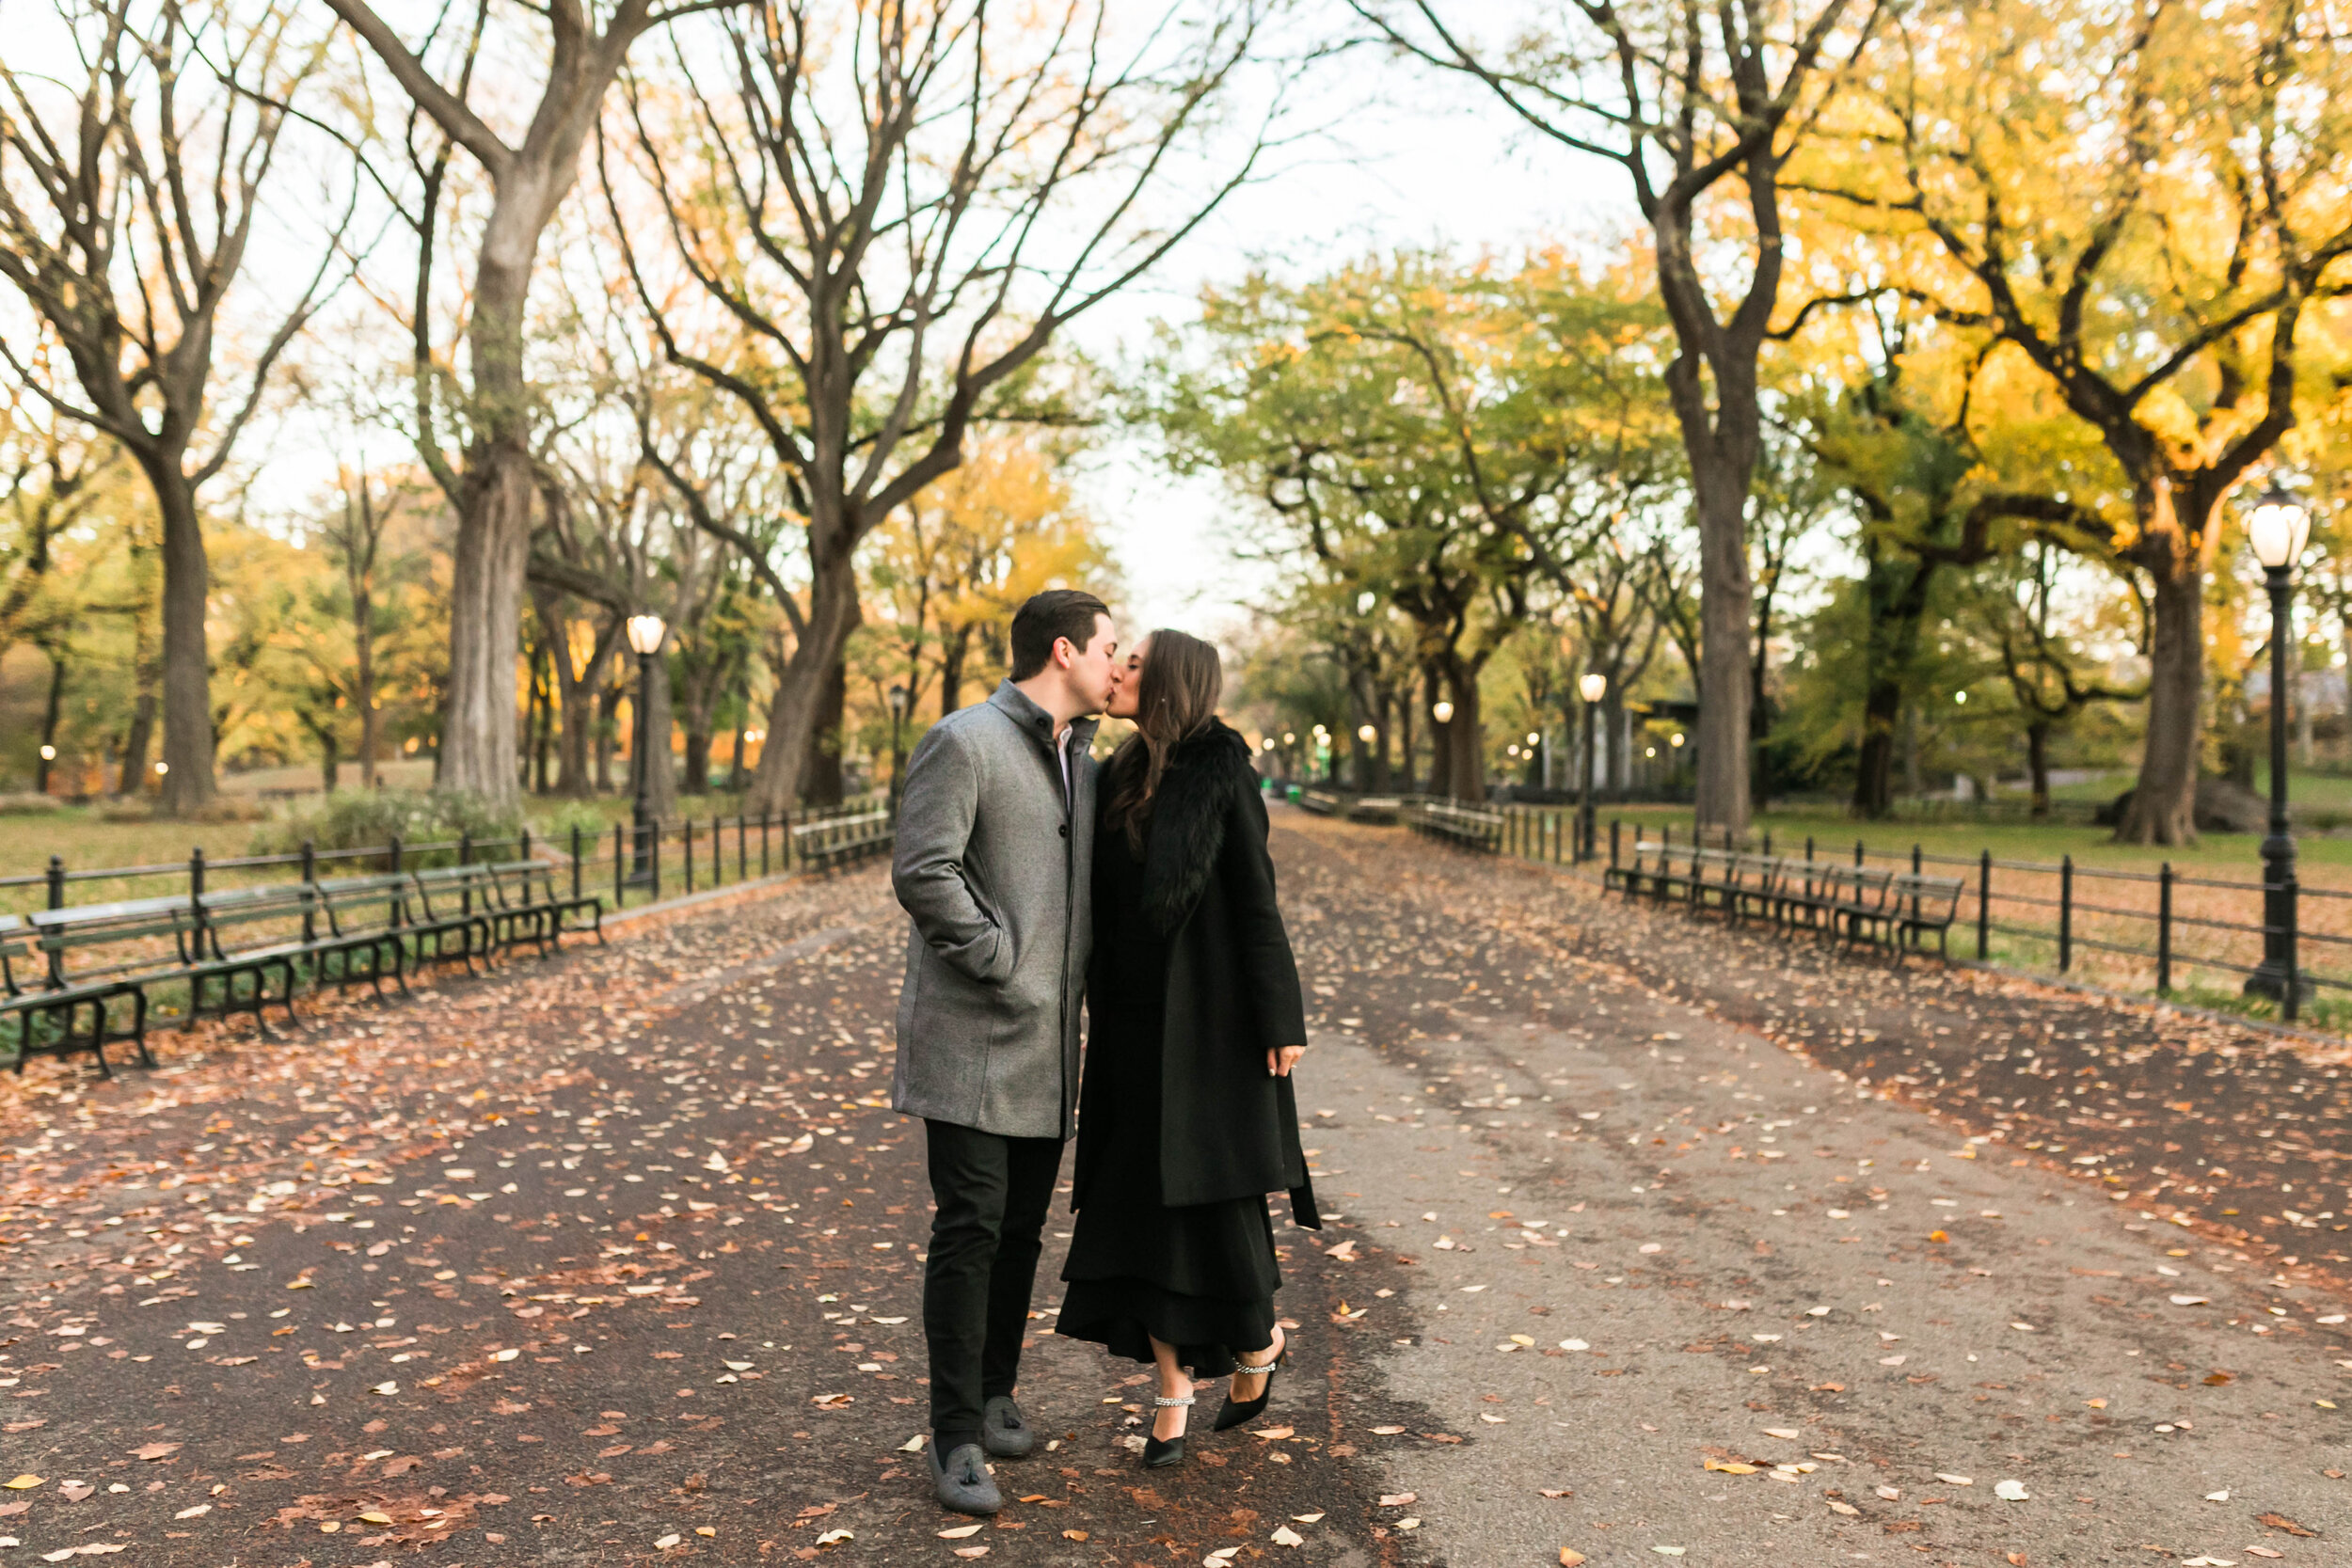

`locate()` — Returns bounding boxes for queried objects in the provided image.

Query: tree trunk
[119,687,154,798]
[938,624,971,719]
[149,469,216,814]
[2119,567,2204,845]
[596,681,622,793]
[727,715,748,791]
[744,549,862,815]
[1902,704,1921,799]
[1443,659,1486,803]
[353,572,378,790]
[683,727,711,795]
[2026,718,2051,820]
[1423,665,1453,799]
[35,644,64,796]
[1394,688,1415,794]
[320,728,341,794]
[1688,421,1755,837]
[799,655,848,808]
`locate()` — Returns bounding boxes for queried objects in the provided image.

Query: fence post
[652,822,664,900]
[1854,838,1865,867]
[45,853,64,911]
[519,825,532,863]
[782,810,793,870]
[738,814,747,881]
[685,818,695,894]
[1610,818,1621,869]
[389,833,403,874]
[571,824,583,904]
[2058,853,2074,973]
[2156,861,2172,994]
[189,846,206,907]
[713,813,723,885]
[1911,844,1922,876]
[613,822,626,909]
[760,810,771,877]
[2284,874,2302,1023]
[459,832,471,865]
[1977,848,1991,960]
[1762,829,1772,859]
[1804,835,1814,863]
[301,840,317,943]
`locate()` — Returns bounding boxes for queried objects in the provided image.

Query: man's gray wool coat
[889,680,1097,1140]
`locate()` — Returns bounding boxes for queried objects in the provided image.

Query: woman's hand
[1265,1044,1304,1078]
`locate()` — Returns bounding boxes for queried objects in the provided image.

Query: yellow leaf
[3,1477,40,1490]
[358,1512,392,1525]
[1561,1552,1588,1567]
[1928,1230,1949,1243]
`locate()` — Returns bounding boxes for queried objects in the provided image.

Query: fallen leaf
[2205,1490,2230,1502]
[2,1479,40,1491]
[56,1483,92,1502]
[1378,1493,1416,1507]
[2256,1513,2317,1537]
[814,1529,852,1545]
[1762,1428,1801,1440]
[1994,1480,2030,1501]
[1560,1552,1588,1568]
[897,1433,927,1452]
[1827,1500,1859,1516]
[1270,1525,1305,1546]
[130,1444,181,1462]
[1291,1513,1325,1523]
[2171,1295,2212,1307]
[174,1503,211,1518]
[952,1549,988,1560]
[1705,1461,1759,1476]
[1061,1530,1089,1542]
[358,1512,393,1525]
[938,1525,983,1539]
[1653,1550,1686,1558]
[655,1533,681,1549]
[1251,1426,1295,1441]
[2204,1372,2233,1386]
[1934,1474,1974,1486]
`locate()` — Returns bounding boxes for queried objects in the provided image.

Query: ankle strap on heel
[1152,1394,1194,1407]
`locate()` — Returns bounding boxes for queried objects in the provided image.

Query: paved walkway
[0,811,2346,1566]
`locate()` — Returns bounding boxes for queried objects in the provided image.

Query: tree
[327,0,740,807]
[1355,0,1888,834]
[1814,0,2352,842]
[611,0,1274,814]
[0,0,349,812]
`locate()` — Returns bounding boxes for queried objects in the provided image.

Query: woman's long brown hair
[1104,629,1223,855]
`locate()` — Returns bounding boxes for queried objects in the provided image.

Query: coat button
[1059,823,1070,837]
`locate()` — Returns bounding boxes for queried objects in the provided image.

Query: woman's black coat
[1073,721,1320,1229]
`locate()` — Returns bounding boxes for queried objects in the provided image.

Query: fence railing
[0,797,890,921]
[1469,801,2334,1023]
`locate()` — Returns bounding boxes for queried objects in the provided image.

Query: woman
[1055,629,1318,1468]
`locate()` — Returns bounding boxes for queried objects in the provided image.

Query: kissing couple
[888,589,1320,1513]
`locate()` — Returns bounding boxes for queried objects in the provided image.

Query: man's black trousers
[921,1118,1063,1449]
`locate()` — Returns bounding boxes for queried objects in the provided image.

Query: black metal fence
[1463,801,2341,1023]
[0,798,887,922]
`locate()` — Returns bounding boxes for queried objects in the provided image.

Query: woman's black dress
[1054,816,1279,1376]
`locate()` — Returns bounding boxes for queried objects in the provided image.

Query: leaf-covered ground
[0,813,2346,1566]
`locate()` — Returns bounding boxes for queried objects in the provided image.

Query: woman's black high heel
[1213,1327,1290,1432]
[1141,1391,1192,1467]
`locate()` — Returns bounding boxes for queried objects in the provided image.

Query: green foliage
[248,789,523,867]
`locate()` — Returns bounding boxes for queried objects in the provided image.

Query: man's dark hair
[1009,588,1110,680]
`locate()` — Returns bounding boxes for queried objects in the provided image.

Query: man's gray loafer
[930,1441,1002,1515]
[982,1395,1035,1458]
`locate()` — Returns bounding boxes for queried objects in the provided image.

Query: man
[890,588,1119,1515]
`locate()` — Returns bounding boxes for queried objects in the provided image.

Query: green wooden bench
[484,860,603,949]
[794,809,895,875]
[4,898,187,1075]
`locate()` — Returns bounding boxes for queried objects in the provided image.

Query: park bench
[485,860,605,949]
[1686,847,1742,914]
[1297,789,1342,816]
[1855,872,1966,960]
[189,881,402,1032]
[4,897,189,1075]
[398,867,505,973]
[1408,802,1504,852]
[1724,852,1788,924]
[794,809,896,875]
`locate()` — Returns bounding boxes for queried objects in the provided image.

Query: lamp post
[1577,673,1607,861]
[1431,698,1454,800]
[626,612,666,879]
[2246,482,2312,1014]
[887,683,912,813]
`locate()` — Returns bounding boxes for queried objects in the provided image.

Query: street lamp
[626,612,666,879]
[1577,672,1607,861]
[887,684,912,813]
[2246,481,2312,1014]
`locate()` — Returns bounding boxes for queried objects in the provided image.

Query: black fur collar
[1138,720,1254,934]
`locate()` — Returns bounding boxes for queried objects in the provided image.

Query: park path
[0,809,2345,1567]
